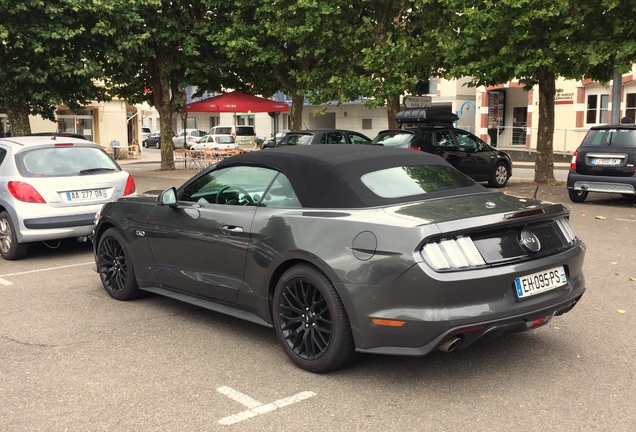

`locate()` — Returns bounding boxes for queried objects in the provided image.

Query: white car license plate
[591,158,621,166]
[66,189,107,201]
[514,266,567,299]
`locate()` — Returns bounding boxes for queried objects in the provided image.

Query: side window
[179,166,278,206]
[434,130,454,147]
[327,132,345,144]
[262,173,301,208]
[455,132,480,150]
[0,147,6,166]
[349,132,370,144]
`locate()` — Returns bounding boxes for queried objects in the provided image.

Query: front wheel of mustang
[273,264,358,373]
[97,228,141,300]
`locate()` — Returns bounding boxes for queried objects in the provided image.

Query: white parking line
[0,261,94,285]
[217,386,315,426]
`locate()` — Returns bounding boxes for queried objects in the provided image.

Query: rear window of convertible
[361,165,475,198]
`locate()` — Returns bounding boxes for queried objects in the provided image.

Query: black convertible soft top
[216,145,484,208]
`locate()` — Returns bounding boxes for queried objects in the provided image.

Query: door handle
[222,225,244,234]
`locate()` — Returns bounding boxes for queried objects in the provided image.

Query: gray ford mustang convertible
[93,145,585,372]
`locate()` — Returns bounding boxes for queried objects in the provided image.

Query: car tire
[568,189,588,203]
[155,141,160,149]
[96,228,142,300]
[143,140,147,148]
[272,264,358,373]
[0,211,29,260]
[488,162,510,188]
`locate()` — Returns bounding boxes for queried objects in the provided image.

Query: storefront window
[56,109,94,140]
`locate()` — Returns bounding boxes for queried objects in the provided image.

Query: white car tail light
[421,236,485,270]
[555,217,577,244]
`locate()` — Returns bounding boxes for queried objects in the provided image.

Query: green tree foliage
[0,0,108,136]
[437,0,636,183]
[99,0,240,170]
[338,0,447,129]
[217,0,367,130]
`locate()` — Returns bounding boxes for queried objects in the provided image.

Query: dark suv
[372,107,513,187]
[269,129,372,147]
[567,125,636,202]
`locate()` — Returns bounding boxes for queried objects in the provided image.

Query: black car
[372,107,513,187]
[93,145,585,373]
[144,131,161,148]
[567,125,636,202]
[269,129,372,147]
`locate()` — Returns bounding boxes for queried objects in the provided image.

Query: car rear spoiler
[395,107,459,126]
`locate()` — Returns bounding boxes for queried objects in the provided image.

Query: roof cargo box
[395,107,459,125]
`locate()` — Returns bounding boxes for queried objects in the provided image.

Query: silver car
[0,135,137,260]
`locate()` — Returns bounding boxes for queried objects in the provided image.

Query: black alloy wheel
[489,162,510,187]
[97,228,141,300]
[273,264,358,373]
[0,211,29,260]
[568,189,588,203]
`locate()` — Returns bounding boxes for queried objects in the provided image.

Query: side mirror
[158,187,178,206]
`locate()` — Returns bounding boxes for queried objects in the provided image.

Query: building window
[362,119,372,130]
[625,93,636,121]
[586,94,609,124]
[209,116,220,129]
[56,109,94,141]
[236,115,255,126]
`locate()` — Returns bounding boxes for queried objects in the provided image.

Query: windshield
[371,131,413,148]
[278,134,312,145]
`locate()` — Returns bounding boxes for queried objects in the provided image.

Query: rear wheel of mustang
[273,264,358,373]
[97,228,142,300]
[568,189,588,203]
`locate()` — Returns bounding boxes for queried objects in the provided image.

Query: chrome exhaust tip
[438,337,462,353]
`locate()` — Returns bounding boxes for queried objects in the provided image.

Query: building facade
[6,68,636,153]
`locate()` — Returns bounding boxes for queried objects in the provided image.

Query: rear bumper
[567,171,636,194]
[339,243,586,356]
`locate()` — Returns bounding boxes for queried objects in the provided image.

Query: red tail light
[123,175,136,196]
[408,146,421,151]
[7,181,47,203]
[570,151,578,170]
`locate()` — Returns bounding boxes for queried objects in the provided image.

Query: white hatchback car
[0,135,137,260]
[172,129,207,149]
[189,134,238,151]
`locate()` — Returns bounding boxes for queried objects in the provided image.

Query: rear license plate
[514,266,567,299]
[591,158,621,166]
[66,189,107,201]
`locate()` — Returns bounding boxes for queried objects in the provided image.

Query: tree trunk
[534,68,556,184]
[289,94,304,130]
[152,63,176,170]
[4,101,32,137]
[386,95,401,130]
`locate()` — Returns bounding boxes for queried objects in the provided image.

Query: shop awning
[183,91,289,113]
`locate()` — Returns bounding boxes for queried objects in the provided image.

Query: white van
[208,125,256,147]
